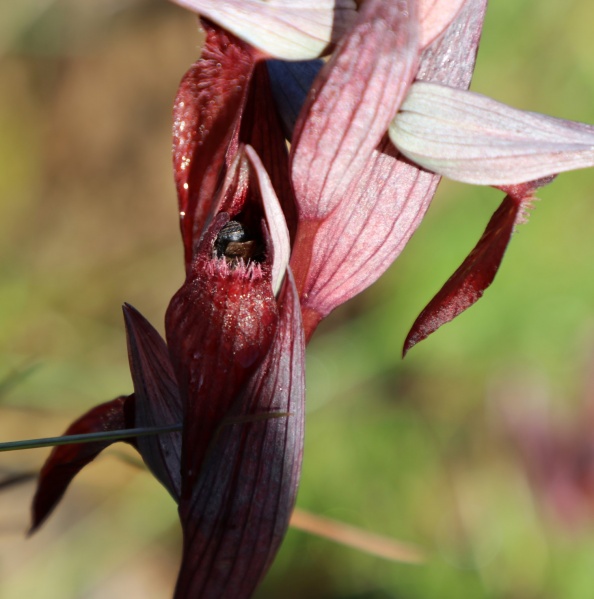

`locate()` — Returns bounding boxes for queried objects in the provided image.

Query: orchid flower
[27,0,594,597]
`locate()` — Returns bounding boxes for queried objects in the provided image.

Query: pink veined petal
[298,136,440,322]
[173,21,255,270]
[174,270,305,599]
[390,81,594,186]
[293,0,487,334]
[30,395,136,533]
[123,304,182,500]
[403,193,527,354]
[170,0,357,60]
[245,145,290,296]
[290,0,419,221]
[419,0,466,48]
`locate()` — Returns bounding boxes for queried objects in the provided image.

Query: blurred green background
[2,1,594,597]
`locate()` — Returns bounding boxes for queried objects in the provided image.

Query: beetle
[214,220,260,264]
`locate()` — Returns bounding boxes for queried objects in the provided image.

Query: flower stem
[0,424,182,452]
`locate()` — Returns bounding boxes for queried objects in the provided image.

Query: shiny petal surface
[291,0,419,220]
[170,0,357,60]
[124,304,183,500]
[173,21,255,269]
[165,214,278,495]
[390,81,594,186]
[419,0,466,48]
[174,271,305,599]
[294,0,487,332]
[30,395,136,532]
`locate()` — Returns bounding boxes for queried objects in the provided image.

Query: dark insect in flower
[214,220,261,264]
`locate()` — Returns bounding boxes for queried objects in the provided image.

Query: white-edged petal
[245,145,290,296]
[390,82,594,186]
[171,0,357,60]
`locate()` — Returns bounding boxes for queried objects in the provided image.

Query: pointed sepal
[30,395,136,533]
[403,180,545,354]
[124,304,183,500]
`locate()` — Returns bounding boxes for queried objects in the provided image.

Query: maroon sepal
[174,270,305,599]
[30,394,136,533]
[124,304,182,500]
[166,214,279,495]
[173,20,255,269]
[239,62,297,242]
[403,194,522,355]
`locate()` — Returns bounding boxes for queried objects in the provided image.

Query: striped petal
[174,271,304,599]
[170,0,357,60]
[390,82,594,186]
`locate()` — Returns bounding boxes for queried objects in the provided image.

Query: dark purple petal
[173,20,255,270]
[266,59,323,140]
[123,304,182,500]
[165,214,279,495]
[403,195,522,354]
[290,0,420,220]
[30,395,136,533]
[174,270,305,599]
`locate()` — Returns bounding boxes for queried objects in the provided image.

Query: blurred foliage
[1,1,594,598]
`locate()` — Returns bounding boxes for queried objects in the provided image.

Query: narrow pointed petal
[174,270,305,599]
[419,0,466,48]
[165,214,278,494]
[290,0,419,220]
[173,21,255,269]
[123,304,182,500]
[266,59,323,139]
[403,194,527,354]
[292,0,487,333]
[30,395,136,533]
[245,145,290,295]
[170,0,357,60]
[390,81,594,186]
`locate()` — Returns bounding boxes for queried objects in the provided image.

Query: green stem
[0,424,182,453]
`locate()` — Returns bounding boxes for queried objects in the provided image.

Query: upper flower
[29,1,594,597]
